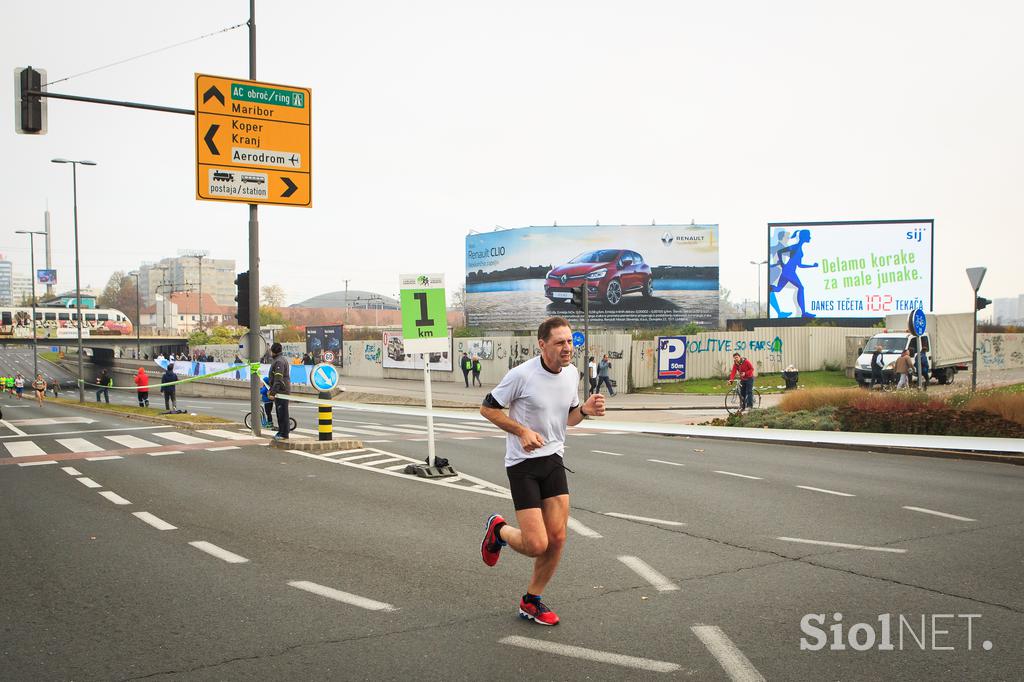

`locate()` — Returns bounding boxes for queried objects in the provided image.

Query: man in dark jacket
[870,344,885,389]
[161,364,178,412]
[460,352,472,387]
[268,343,292,440]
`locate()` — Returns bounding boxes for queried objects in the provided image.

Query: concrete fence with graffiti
[977,333,1024,371]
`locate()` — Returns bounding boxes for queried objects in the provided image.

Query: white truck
[853,312,973,386]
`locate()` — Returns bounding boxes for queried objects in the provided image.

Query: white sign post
[399,273,453,476]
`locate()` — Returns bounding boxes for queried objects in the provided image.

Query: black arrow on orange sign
[281,177,298,198]
[204,125,220,155]
[203,85,225,106]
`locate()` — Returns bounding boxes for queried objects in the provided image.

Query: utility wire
[42,22,246,87]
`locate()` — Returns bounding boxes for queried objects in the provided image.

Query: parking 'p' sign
[657,336,687,380]
[399,273,448,354]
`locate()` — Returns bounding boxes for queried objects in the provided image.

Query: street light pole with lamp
[750,259,768,318]
[51,157,96,403]
[127,271,142,359]
[14,229,47,379]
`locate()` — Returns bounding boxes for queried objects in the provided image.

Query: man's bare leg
[498,494,569,595]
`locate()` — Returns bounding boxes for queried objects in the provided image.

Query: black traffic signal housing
[16,66,46,134]
[235,271,250,327]
[571,284,587,309]
[975,296,992,311]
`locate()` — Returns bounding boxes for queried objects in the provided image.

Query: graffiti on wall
[364,343,382,363]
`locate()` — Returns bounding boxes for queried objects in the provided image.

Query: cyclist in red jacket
[728,352,756,412]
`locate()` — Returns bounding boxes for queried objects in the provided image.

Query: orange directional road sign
[195,73,312,207]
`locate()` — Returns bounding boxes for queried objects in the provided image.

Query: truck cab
[854,333,929,386]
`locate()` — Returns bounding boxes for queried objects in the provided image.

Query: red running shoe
[518,597,559,626]
[481,513,505,567]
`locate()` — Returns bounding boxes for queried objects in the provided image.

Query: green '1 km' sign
[399,273,448,353]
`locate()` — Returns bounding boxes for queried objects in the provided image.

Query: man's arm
[567,393,606,426]
[480,393,545,451]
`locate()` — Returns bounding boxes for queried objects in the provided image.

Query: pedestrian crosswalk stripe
[197,429,252,440]
[105,434,164,449]
[357,424,427,434]
[451,423,497,431]
[4,441,47,457]
[152,431,214,445]
[56,438,104,453]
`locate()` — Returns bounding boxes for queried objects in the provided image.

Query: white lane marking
[397,424,467,433]
[902,506,977,522]
[385,463,409,471]
[0,424,167,441]
[776,537,907,554]
[4,441,47,457]
[617,555,679,592]
[189,541,249,563]
[106,434,162,449]
[61,466,82,476]
[451,423,497,432]
[357,457,406,467]
[453,436,482,440]
[287,580,397,611]
[490,434,506,438]
[293,428,362,439]
[152,431,213,445]
[691,625,766,682]
[196,429,253,440]
[206,446,239,452]
[0,420,28,436]
[592,449,626,457]
[86,455,123,462]
[348,425,425,435]
[796,485,856,497]
[714,470,763,480]
[338,452,379,462]
[603,512,685,526]
[55,438,104,453]
[133,511,177,530]
[98,491,132,505]
[499,636,679,673]
[77,477,102,489]
[648,459,685,467]
[17,460,56,467]
[364,439,391,443]
[572,433,594,437]
[149,450,183,456]
[567,516,603,538]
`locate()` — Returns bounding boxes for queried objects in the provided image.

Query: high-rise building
[993,296,1023,325]
[11,274,33,306]
[138,256,236,308]
[0,256,12,306]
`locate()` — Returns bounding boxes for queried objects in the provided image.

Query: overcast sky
[3,1,1021,312]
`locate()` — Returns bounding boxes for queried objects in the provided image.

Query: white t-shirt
[490,356,580,468]
[588,361,597,379]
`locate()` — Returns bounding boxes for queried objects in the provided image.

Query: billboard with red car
[465,224,719,329]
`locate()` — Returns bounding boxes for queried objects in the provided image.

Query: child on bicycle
[259,376,274,428]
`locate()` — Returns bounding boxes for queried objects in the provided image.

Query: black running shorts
[506,453,569,510]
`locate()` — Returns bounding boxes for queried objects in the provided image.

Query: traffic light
[975,296,991,311]
[571,284,586,309]
[15,66,46,134]
[235,271,250,327]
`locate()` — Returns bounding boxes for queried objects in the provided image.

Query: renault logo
[661,231,674,246]
[560,274,567,285]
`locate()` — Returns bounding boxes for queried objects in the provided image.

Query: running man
[479,316,606,626]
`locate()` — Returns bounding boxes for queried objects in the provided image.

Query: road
[0,375,1021,679]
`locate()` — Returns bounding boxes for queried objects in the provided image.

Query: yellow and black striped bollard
[318,391,332,441]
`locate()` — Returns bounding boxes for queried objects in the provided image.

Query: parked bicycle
[244,411,297,432]
[725,383,762,415]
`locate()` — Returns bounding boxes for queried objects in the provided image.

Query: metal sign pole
[247,0,262,437]
[583,285,590,400]
[424,359,436,467]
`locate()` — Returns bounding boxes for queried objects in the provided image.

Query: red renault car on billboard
[545,249,653,306]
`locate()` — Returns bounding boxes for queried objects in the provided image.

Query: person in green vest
[5,376,14,397]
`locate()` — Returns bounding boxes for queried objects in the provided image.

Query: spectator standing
[134,367,150,407]
[268,343,291,441]
[94,370,111,403]
[895,350,913,390]
[587,356,597,395]
[259,375,274,428]
[472,355,483,387]
[870,344,885,390]
[161,363,179,412]
[596,355,615,396]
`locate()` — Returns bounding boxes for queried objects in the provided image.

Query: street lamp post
[750,260,768,318]
[51,158,97,403]
[15,229,47,379]
[127,271,141,359]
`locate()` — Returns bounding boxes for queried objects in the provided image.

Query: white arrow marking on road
[618,555,680,592]
[499,636,679,673]
[288,581,396,611]
[776,537,907,554]
[902,506,976,522]
[691,625,766,682]
[9,417,97,426]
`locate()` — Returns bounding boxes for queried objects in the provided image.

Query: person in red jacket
[728,352,756,411]
[133,367,150,408]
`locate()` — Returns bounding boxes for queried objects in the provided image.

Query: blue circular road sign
[572,331,585,348]
[310,363,340,392]
[911,309,927,336]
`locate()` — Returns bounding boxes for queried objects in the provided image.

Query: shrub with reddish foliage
[837,401,1024,437]
[963,393,1024,427]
